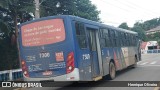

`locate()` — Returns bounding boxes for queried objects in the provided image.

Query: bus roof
[20,15,137,35]
[67,15,137,35]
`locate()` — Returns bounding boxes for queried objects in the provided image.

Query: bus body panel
[71,21,104,81]
[71,21,92,81]
[101,47,113,75]
[113,47,123,70]
[19,16,80,81]
[18,15,140,81]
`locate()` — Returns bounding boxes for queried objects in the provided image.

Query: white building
[141,41,158,50]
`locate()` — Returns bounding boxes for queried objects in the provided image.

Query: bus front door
[86,27,103,80]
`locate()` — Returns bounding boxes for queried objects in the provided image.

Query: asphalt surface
[1,54,160,90]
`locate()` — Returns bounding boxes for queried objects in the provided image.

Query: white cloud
[91,0,160,27]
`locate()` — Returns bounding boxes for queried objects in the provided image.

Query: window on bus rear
[21,19,66,47]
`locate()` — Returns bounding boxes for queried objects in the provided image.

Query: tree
[0,0,33,70]
[143,18,160,30]
[74,0,100,21]
[41,0,100,21]
[0,17,19,70]
[118,16,160,43]
[0,0,100,71]
[118,22,130,30]
[130,18,160,42]
[131,24,147,41]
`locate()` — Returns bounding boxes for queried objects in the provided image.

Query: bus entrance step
[93,76,102,81]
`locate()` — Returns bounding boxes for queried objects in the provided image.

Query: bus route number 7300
[39,52,50,58]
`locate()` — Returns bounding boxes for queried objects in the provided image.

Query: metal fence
[0,69,23,81]
[141,49,160,54]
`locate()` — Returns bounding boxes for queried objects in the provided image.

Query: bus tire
[108,61,116,80]
[131,56,137,68]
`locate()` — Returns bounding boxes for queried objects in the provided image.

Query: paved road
[1,54,160,90]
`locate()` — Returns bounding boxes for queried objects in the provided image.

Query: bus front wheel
[108,61,116,80]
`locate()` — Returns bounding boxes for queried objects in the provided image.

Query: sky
[91,0,160,27]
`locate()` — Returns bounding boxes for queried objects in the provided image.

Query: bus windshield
[21,19,65,47]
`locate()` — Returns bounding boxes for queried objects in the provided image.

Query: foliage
[41,0,100,21]
[131,23,147,41]
[118,22,130,30]
[119,18,160,43]
[0,0,100,71]
[143,18,160,31]
[0,0,33,71]
[0,19,19,70]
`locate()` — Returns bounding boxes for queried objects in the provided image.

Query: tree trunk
[35,0,40,19]
[13,14,21,68]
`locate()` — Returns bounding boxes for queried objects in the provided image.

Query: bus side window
[116,31,120,47]
[110,30,115,47]
[128,34,131,46]
[75,22,87,49]
[124,33,127,46]
[131,35,135,46]
[99,28,110,48]
[100,29,106,48]
[132,36,135,46]
[136,36,139,44]
[100,29,107,48]
[114,30,119,47]
[118,32,121,47]
[129,34,132,46]
[119,32,123,47]
[126,33,129,46]
[108,29,112,47]
[104,29,110,47]
[122,32,125,46]
[135,36,137,46]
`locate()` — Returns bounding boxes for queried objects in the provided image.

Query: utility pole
[35,0,40,19]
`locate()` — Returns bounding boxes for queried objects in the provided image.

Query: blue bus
[18,15,141,81]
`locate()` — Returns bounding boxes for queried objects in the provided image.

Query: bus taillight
[21,60,29,77]
[66,52,75,74]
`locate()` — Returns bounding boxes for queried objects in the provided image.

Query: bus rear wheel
[108,61,116,80]
[132,56,138,68]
